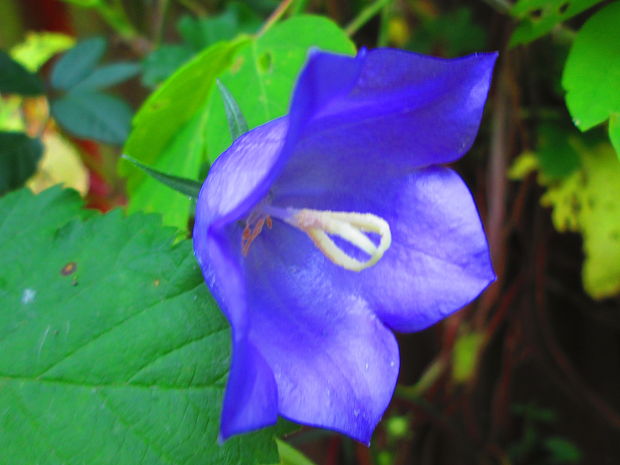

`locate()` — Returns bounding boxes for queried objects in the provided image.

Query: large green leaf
[51,91,133,145]
[205,15,356,163]
[509,0,603,47]
[123,16,353,232]
[562,1,620,157]
[0,50,44,95]
[0,187,291,465]
[0,131,43,194]
[122,38,248,230]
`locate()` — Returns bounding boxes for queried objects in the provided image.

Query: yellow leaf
[11,32,74,72]
[542,144,620,299]
[27,131,89,196]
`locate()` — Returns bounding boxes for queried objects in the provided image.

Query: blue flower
[193,48,497,444]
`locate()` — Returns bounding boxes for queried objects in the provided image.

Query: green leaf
[0,131,43,194]
[562,2,620,133]
[535,121,581,180]
[121,154,202,199]
[610,114,620,159]
[141,3,261,88]
[123,38,249,230]
[0,50,44,96]
[544,437,582,463]
[72,62,140,91]
[452,330,484,383]
[0,187,292,465]
[217,79,248,140]
[509,0,603,47]
[206,15,356,163]
[178,3,261,50]
[274,439,317,465]
[51,91,132,145]
[141,45,195,88]
[542,143,620,299]
[405,7,486,56]
[50,37,107,90]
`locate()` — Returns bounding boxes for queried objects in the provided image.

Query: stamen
[242,216,271,256]
[285,208,391,272]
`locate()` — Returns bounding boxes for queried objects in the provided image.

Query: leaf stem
[258,0,295,36]
[345,0,391,37]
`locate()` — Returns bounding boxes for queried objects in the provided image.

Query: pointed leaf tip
[121,154,202,199]
[216,79,249,141]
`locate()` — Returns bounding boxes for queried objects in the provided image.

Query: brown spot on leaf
[153,279,160,287]
[61,262,77,276]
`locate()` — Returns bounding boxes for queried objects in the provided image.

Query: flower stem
[345,0,392,37]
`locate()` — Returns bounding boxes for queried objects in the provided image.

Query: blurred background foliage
[1,1,619,464]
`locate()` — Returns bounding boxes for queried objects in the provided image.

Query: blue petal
[242,219,400,444]
[279,49,497,186]
[269,166,494,332]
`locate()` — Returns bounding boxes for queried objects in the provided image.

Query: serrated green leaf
[206,15,356,163]
[72,62,140,91]
[0,131,43,194]
[51,91,133,145]
[0,50,44,96]
[123,38,249,230]
[217,79,248,140]
[121,154,202,199]
[509,0,603,47]
[562,2,620,133]
[0,187,293,465]
[50,37,107,90]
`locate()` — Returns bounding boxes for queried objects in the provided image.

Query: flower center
[242,204,391,272]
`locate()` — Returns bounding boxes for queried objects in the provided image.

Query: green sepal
[121,154,202,199]
[216,79,249,141]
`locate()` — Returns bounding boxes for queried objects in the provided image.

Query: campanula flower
[193,48,497,444]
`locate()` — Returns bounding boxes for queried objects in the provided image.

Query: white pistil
[285,208,391,272]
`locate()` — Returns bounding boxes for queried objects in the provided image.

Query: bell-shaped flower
[193,48,497,444]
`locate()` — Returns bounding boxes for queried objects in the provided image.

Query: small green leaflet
[0,187,292,465]
[50,37,107,90]
[48,37,139,145]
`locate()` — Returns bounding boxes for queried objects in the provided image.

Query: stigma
[242,204,391,272]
